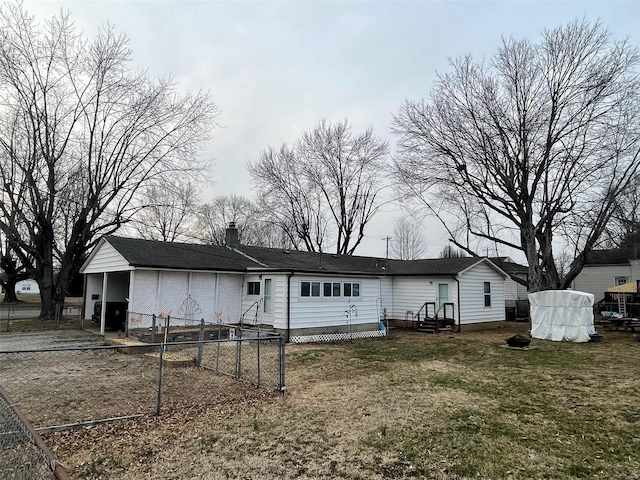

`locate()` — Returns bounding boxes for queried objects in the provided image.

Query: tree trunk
[1,253,29,303]
[1,280,20,303]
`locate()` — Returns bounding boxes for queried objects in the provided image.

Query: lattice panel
[130,270,158,318]
[290,329,387,344]
[157,271,189,315]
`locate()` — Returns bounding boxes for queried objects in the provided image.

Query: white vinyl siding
[573,264,632,301]
[289,276,380,329]
[391,277,436,320]
[82,240,132,273]
[379,277,393,319]
[271,274,288,329]
[458,263,505,324]
[504,278,518,302]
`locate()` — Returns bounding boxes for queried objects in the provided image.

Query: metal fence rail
[0,385,70,480]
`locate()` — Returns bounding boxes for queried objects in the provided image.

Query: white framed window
[615,276,629,286]
[300,281,321,297]
[484,282,491,307]
[343,282,360,297]
[247,282,260,295]
[322,282,343,297]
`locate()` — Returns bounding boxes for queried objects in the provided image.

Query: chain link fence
[0,385,70,480]
[1,302,83,333]
[0,326,284,432]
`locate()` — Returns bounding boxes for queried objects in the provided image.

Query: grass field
[43,324,640,479]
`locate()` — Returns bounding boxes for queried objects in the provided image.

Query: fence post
[278,334,286,393]
[156,315,169,416]
[54,303,60,329]
[124,310,129,338]
[165,316,171,352]
[235,329,242,379]
[197,318,205,366]
[216,322,221,372]
[256,330,261,387]
[151,314,156,344]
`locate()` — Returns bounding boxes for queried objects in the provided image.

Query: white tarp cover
[529,290,595,343]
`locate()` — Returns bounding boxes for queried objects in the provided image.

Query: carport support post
[197,319,205,366]
[100,273,108,335]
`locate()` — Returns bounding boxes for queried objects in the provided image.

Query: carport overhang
[83,270,132,335]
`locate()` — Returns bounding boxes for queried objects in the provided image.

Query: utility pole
[382,236,391,259]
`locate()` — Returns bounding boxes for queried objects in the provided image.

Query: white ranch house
[81,227,513,342]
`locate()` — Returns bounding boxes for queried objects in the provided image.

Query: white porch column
[100,272,108,335]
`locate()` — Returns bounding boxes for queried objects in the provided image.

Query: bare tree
[197,194,259,245]
[0,4,218,318]
[604,173,640,248]
[131,182,200,243]
[389,216,427,260]
[393,20,640,291]
[249,119,389,254]
[439,245,468,259]
[0,241,29,303]
[196,194,295,248]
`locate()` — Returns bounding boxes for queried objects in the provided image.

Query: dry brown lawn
[21,325,640,478]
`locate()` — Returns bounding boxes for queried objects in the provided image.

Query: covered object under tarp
[529,290,595,343]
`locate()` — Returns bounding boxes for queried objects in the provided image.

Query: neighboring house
[16,279,40,295]
[572,247,640,302]
[80,226,509,342]
[489,257,529,303]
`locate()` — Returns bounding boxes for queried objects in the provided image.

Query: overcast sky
[24,1,640,260]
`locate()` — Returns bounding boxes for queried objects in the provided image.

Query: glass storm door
[263,279,273,314]
[438,283,449,310]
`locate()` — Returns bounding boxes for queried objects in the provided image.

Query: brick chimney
[225,222,239,248]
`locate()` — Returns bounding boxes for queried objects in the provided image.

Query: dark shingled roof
[584,247,639,265]
[237,245,387,274]
[101,236,504,277]
[385,257,486,276]
[489,257,529,274]
[105,236,256,271]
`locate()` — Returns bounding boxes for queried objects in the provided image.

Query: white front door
[438,283,449,310]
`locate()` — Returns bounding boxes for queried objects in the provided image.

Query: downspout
[454,276,461,333]
[286,272,294,343]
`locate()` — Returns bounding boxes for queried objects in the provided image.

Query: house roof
[235,245,387,274]
[86,236,509,278]
[103,236,256,271]
[489,257,529,274]
[385,257,501,276]
[584,247,639,265]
